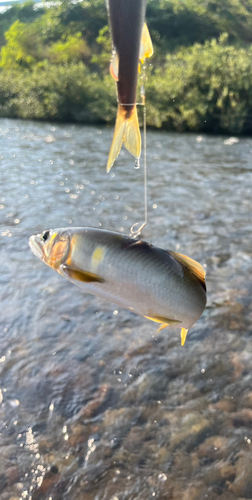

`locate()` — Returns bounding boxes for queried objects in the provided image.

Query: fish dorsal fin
[110,50,119,81]
[139,23,153,64]
[170,251,206,286]
[62,264,104,283]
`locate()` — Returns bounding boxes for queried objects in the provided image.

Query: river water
[0,118,252,500]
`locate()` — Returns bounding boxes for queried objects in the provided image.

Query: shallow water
[0,118,252,500]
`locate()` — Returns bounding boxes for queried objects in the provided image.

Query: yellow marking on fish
[91,246,105,273]
[44,232,58,263]
[181,328,188,346]
[49,242,64,267]
[65,235,78,266]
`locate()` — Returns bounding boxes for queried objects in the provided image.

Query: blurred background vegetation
[0,0,252,133]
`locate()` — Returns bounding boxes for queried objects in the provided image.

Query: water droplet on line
[134,159,140,169]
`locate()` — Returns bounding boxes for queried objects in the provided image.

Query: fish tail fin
[107,104,141,172]
[181,328,188,346]
[123,105,141,160]
[107,104,126,172]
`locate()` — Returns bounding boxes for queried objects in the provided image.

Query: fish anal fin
[110,50,119,81]
[181,328,188,346]
[62,264,104,283]
[145,314,181,325]
[156,323,169,333]
[123,105,141,159]
[170,251,206,286]
[107,105,141,172]
[140,23,154,64]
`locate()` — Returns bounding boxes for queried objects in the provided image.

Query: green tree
[91,26,111,72]
[0,20,42,68]
[147,34,252,134]
[47,33,90,64]
[0,1,44,47]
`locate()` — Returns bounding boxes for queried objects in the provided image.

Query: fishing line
[130,66,148,239]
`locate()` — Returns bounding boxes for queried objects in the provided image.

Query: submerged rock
[229,451,252,497]
[32,468,60,499]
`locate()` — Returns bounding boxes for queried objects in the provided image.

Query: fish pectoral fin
[169,251,206,289]
[62,265,105,283]
[110,50,119,81]
[107,104,141,172]
[139,23,154,64]
[181,328,188,346]
[145,314,181,325]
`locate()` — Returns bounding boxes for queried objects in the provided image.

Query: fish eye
[41,230,50,242]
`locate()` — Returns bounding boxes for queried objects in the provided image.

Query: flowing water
[0,118,252,500]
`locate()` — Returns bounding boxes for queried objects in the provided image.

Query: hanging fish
[29,227,206,345]
[106,0,153,172]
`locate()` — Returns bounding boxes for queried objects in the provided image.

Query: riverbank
[0,0,252,134]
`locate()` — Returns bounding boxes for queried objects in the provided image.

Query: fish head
[29,229,71,270]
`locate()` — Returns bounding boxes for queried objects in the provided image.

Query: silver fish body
[29,227,207,344]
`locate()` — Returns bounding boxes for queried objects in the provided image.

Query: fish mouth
[29,234,44,260]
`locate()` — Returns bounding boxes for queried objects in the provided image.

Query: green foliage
[48,33,90,64]
[51,0,107,46]
[0,1,44,47]
[146,0,220,59]
[0,62,116,122]
[91,26,111,72]
[147,0,252,52]
[0,20,42,68]
[188,0,252,44]
[147,35,252,134]
[0,0,252,133]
